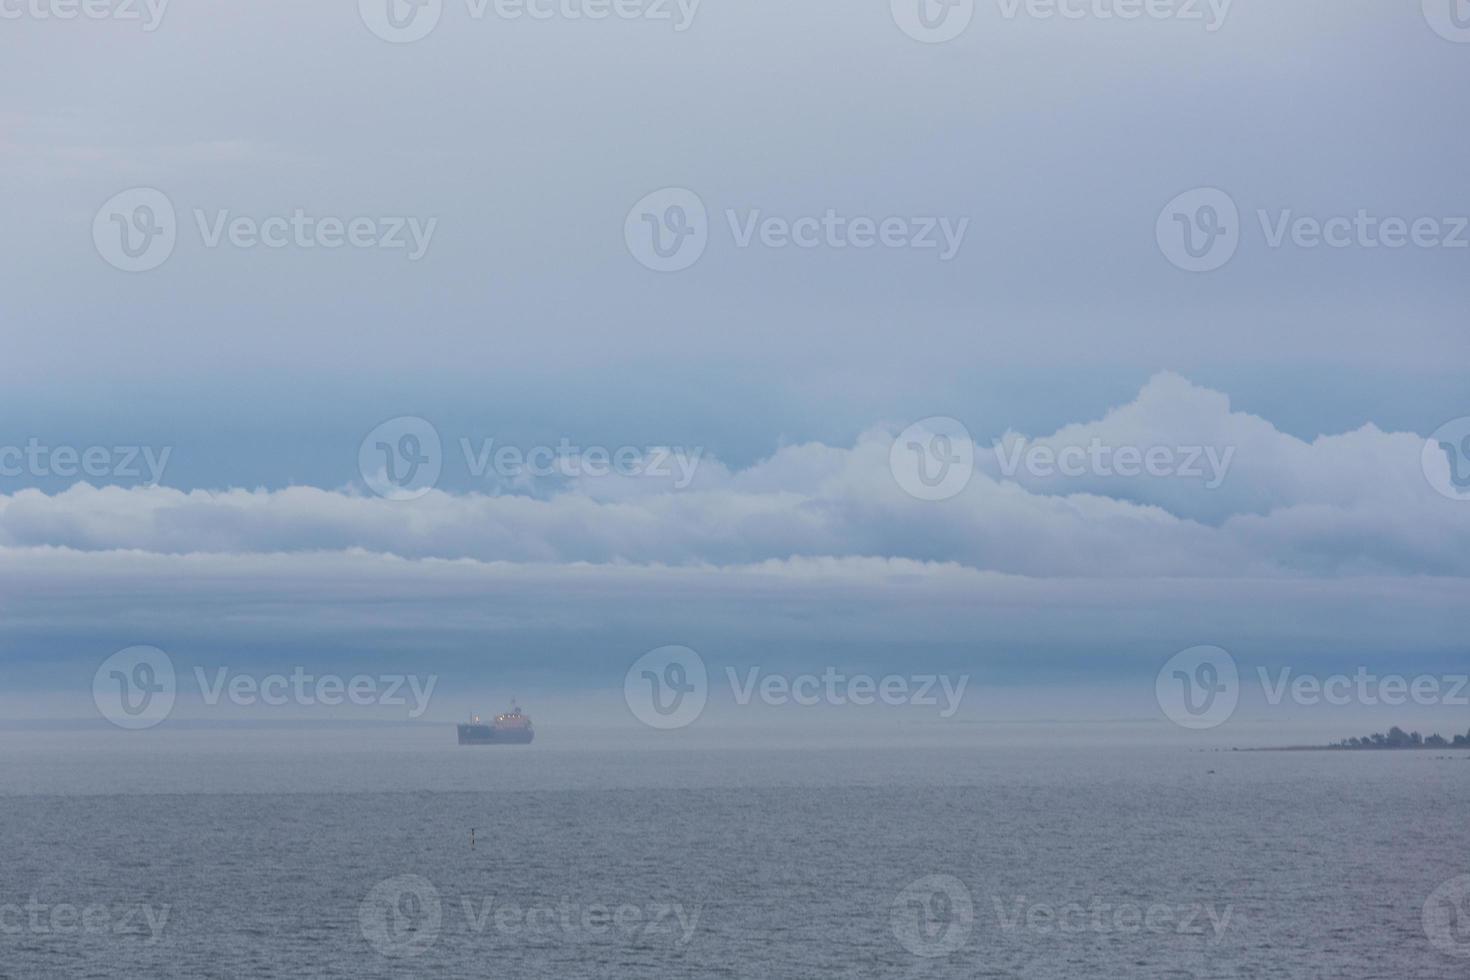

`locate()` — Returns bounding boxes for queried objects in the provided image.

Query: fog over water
[5,0,1470,975]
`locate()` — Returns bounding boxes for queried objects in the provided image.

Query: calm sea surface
[1,727,1466,978]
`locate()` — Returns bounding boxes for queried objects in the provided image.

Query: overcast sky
[1,0,1467,719]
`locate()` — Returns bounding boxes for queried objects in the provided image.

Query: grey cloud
[0,376,1464,578]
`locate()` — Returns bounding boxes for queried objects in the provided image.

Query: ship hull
[457,723,534,745]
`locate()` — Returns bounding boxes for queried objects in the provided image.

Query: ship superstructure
[457,701,535,745]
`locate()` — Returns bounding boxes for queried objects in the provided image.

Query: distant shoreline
[1243,745,1470,753]
[1248,726,1470,753]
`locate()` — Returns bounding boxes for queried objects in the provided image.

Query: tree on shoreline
[1330,727,1470,748]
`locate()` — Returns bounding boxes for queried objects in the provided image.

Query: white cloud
[0,374,1463,578]
[2,374,1466,698]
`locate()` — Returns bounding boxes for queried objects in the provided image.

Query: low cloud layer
[2,374,1465,695]
[1,374,1463,577]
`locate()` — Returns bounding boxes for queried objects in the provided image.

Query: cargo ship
[457,702,534,745]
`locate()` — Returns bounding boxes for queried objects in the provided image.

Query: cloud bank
[1,373,1463,577]
[1,374,1465,692]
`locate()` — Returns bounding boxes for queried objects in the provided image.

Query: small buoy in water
[471,827,476,850]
